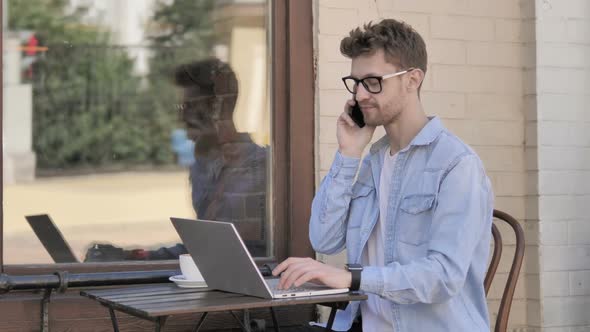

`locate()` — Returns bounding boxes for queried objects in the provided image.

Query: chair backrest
[484,209,525,332]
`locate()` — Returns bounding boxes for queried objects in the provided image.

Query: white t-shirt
[360,147,396,331]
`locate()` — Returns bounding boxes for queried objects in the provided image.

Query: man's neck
[383,101,428,155]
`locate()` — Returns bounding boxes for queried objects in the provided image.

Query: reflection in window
[3,0,270,263]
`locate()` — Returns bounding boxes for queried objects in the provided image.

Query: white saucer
[169,275,207,288]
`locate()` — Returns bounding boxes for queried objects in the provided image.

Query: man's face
[349,49,410,127]
[179,92,219,140]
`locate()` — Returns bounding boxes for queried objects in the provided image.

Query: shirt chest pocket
[398,194,435,245]
[397,171,442,246]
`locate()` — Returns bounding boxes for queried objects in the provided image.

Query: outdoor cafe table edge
[80,283,367,321]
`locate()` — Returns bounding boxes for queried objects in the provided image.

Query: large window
[2,0,313,270]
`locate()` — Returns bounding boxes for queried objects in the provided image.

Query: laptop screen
[25,214,79,263]
[171,217,272,298]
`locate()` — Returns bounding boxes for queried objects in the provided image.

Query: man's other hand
[272,257,352,290]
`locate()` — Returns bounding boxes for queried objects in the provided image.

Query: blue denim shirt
[309,117,493,331]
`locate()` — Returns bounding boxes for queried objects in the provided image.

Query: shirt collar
[369,116,443,155]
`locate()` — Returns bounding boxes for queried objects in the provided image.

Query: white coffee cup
[179,254,204,281]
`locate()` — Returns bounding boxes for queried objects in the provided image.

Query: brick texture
[535,1,590,328]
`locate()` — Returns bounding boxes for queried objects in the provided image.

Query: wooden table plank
[81,285,367,319]
[118,291,241,306]
[82,284,181,298]
[139,296,269,316]
[138,293,368,317]
[103,288,210,301]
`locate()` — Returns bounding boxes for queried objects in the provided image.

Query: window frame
[0,0,315,275]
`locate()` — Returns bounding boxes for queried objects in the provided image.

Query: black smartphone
[349,100,365,128]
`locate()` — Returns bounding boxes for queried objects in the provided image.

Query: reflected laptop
[25,214,79,263]
[171,217,349,299]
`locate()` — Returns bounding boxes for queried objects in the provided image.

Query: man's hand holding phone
[337,99,376,158]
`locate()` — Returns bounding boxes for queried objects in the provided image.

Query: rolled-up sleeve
[309,151,361,255]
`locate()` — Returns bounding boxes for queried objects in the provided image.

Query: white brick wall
[313,0,588,330]
[534,0,590,330]
[427,40,467,65]
[495,19,536,43]
[430,16,495,41]
[431,65,523,94]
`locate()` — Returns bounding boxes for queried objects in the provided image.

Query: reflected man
[175,58,268,257]
[84,58,268,261]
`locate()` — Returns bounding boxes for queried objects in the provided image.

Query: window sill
[3,257,275,275]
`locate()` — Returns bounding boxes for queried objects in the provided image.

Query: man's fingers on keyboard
[294,270,318,287]
[279,261,306,289]
[288,262,313,285]
[272,262,286,277]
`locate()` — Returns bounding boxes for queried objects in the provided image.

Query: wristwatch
[345,263,363,291]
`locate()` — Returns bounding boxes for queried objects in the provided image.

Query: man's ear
[406,69,425,92]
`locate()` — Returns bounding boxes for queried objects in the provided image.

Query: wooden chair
[484,209,525,332]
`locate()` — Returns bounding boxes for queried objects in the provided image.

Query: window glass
[3,0,271,264]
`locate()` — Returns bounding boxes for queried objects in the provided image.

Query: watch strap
[346,264,362,291]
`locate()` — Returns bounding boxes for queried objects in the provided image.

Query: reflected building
[212,0,270,146]
[3,33,35,184]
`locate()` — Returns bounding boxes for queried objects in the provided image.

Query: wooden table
[80,284,367,332]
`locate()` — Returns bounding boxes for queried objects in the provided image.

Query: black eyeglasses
[342,68,415,94]
[175,96,223,123]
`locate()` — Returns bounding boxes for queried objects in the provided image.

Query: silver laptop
[171,217,350,299]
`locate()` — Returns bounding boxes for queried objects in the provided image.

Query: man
[273,19,493,331]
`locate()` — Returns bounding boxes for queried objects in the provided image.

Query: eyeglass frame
[341,67,415,94]
[174,95,227,123]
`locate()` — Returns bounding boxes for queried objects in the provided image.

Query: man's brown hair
[340,19,427,75]
[174,58,238,123]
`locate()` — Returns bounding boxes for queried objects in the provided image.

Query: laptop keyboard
[266,278,319,294]
[270,285,308,294]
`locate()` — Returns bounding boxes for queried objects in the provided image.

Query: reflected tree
[142,0,216,159]
[7,0,214,171]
